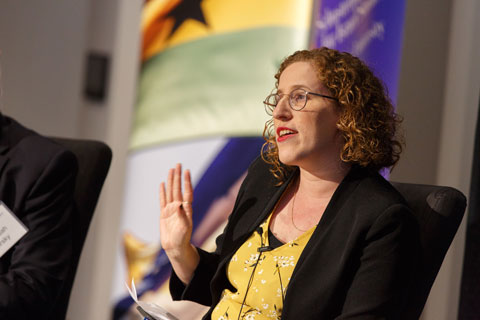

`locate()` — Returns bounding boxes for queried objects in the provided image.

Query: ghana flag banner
[111,0,313,319]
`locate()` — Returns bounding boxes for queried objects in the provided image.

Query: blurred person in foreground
[159,47,419,319]
[0,67,77,319]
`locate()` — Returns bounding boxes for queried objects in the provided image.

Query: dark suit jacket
[0,114,78,319]
[170,157,420,320]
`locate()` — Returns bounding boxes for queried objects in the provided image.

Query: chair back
[391,182,467,319]
[49,137,112,319]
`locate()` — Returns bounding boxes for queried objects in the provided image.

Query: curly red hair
[262,47,403,183]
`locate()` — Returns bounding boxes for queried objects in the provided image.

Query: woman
[160,47,419,319]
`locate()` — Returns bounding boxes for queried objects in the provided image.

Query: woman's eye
[294,94,306,102]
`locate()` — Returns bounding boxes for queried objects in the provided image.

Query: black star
[165,0,208,39]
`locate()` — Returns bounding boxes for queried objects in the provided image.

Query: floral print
[211,214,316,320]
[242,308,261,320]
[273,255,295,268]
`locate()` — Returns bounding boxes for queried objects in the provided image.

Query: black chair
[391,182,467,319]
[49,137,112,320]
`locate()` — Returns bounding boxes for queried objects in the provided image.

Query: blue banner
[313,0,406,102]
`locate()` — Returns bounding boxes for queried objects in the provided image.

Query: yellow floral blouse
[211,213,316,320]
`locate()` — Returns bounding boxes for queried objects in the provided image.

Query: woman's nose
[272,96,292,119]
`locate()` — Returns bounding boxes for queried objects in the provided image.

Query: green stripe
[130,26,308,150]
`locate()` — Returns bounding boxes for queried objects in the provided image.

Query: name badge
[0,201,28,257]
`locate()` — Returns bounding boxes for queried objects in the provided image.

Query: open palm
[159,164,194,253]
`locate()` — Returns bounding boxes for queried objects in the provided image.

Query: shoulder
[241,155,292,192]
[337,166,412,225]
[1,114,77,171]
[0,116,78,201]
[355,168,406,205]
[246,155,271,174]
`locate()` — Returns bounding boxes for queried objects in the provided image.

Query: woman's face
[273,61,342,170]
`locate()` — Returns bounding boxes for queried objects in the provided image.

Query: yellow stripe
[142,0,313,61]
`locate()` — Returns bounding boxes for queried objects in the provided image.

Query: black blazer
[170,157,420,319]
[0,114,78,319]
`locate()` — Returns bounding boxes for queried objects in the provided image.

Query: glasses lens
[290,89,307,110]
[264,94,277,115]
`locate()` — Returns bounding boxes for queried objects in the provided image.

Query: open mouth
[279,129,295,137]
[276,127,297,141]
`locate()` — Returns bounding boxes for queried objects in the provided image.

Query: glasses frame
[263,89,338,115]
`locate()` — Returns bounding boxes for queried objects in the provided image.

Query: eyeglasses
[263,88,337,115]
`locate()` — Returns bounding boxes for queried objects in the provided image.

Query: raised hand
[159,163,199,284]
[159,163,193,252]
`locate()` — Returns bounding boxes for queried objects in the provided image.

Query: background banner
[111,1,313,319]
[313,0,406,103]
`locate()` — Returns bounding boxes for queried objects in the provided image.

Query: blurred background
[0,0,479,319]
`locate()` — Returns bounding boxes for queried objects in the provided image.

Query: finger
[183,169,193,203]
[173,163,183,201]
[159,182,166,212]
[183,169,194,218]
[166,168,174,203]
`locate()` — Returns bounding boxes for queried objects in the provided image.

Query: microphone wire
[237,227,266,320]
[236,226,285,320]
[275,262,285,305]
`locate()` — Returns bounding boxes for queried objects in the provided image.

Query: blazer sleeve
[169,247,221,306]
[336,204,419,319]
[0,148,77,319]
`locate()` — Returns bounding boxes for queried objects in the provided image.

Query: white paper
[0,201,28,257]
[126,279,180,320]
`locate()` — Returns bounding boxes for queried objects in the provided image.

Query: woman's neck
[296,161,350,199]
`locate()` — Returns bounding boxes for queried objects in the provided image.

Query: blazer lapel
[288,166,367,285]
[210,166,298,304]
[246,168,298,234]
[216,167,298,270]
